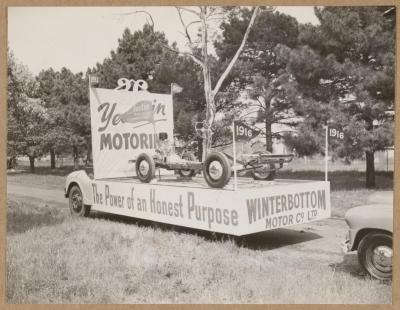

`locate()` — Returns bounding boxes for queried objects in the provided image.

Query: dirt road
[7,183,66,204]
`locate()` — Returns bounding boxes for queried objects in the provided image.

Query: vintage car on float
[342,191,393,280]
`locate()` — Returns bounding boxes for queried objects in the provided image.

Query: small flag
[234,121,260,141]
[89,75,99,87]
[171,83,183,94]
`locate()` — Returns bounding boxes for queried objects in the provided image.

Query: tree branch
[157,42,204,68]
[247,102,265,109]
[175,6,201,17]
[212,6,260,97]
[114,11,155,30]
[118,10,204,68]
[176,7,193,44]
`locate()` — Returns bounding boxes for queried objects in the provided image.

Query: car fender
[65,170,93,206]
[345,204,393,250]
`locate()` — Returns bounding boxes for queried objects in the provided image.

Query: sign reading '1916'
[328,126,345,140]
[234,121,260,141]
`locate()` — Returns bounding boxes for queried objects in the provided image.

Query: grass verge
[7,168,393,192]
[6,195,391,304]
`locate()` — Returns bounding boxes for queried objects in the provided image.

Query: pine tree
[285,7,395,188]
[214,9,301,152]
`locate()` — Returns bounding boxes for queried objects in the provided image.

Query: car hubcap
[209,161,223,180]
[139,160,150,176]
[72,192,82,212]
[372,245,392,272]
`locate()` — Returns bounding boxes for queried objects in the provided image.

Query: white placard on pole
[232,122,238,191]
[325,125,328,182]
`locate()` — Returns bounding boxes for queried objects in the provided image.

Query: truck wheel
[252,163,276,180]
[203,152,231,188]
[358,232,392,280]
[69,185,90,217]
[135,153,156,183]
[178,153,197,178]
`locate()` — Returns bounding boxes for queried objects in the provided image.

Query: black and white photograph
[5,3,396,304]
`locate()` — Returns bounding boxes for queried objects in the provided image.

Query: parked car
[342,192,393,280]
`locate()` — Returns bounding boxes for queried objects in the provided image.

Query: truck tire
[203,152,231,188]
[69,185,90,217]
[252,163,276,180]
[358,232,392,280]
[135,153,156,183]
[178,152,197,178]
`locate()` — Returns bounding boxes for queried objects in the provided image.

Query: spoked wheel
[178,152,197,178]
[358,232,393,280]
[135,153,156,183]
[252,163,276,181]
[69,185,90,217]
[203,152,231,188]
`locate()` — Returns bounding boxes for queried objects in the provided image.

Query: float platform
[69,172,331,236]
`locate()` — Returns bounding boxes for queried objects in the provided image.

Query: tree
[124,7,265,159]
[8,51,48,171]
[89,25,208,156]
[37,68,68,168]
[284,7,395,187]
[37,68,91,169]
[215,9,301,152]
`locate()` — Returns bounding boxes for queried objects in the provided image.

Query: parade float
[65,77,331,236]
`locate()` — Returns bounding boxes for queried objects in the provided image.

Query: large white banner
[89,87,173,179]
[86,179,331,236]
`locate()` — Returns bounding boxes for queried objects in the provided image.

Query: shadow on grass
[9,165,94,177]
[7,209,65,234]
[8,166,75,176]
[9,164,393,191]
[90,211,321,251]
[233,228,321,250]
[7,199,67,234]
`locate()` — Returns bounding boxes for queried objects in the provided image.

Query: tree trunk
[29,156,35,172]
[197,136,203,162]
[73,145,79,170]
[7,156,17,169]
[200,7,215,160]
[365,150,375,188]
[265,119,273,152]
[50,149,56,169]
[197,6,259,160]
[86,142,92,165]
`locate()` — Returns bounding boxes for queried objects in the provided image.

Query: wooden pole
[232,121,238,191]
[325,125,328,182]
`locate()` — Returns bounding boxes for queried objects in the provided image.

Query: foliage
[282,7,395,187]
[291,7,395,152]
[7,51,48,169]
[36,68,91,166]
[214,9,301,151]
[90,25,205,140]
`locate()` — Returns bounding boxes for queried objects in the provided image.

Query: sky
[8,6,319,76]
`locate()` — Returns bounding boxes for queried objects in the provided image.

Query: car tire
[135,153,156,183]
[252,163,276,180]
[69,185,90,217]
[358,232,392,280]
[178,152,197,178]
[203,152,231,188]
